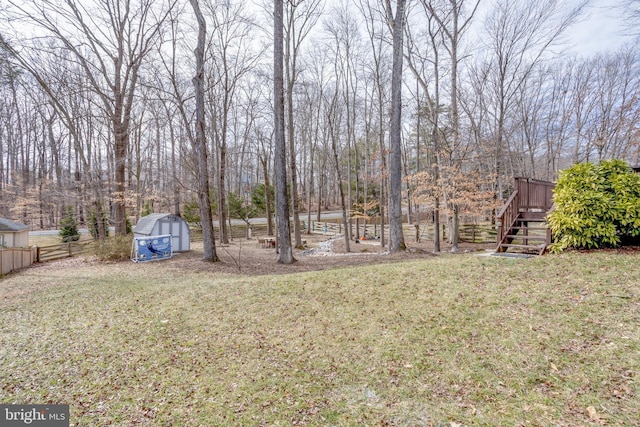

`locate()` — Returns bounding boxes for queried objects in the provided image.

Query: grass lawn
[1,251,638,426]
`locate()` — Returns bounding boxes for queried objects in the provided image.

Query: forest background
[0,0,638,252]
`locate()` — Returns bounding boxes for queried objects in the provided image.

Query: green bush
[548,159,640,252]
[59,206,80,243]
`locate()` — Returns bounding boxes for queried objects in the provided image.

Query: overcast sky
[565,0,635,55]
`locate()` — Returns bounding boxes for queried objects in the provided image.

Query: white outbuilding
[133,213,191,252]
[0,217,30,248]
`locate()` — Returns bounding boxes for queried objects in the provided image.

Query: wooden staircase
[496,178,555,256]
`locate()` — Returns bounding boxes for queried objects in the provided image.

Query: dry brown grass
[0,245,638,426]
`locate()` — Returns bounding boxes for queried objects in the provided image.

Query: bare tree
[190,0,218,262]
[386,0,407,253]
[283,0,323,249]
[620,0,640,37]
[481,0,587,201]
[420,0,480,252]
[204,0,261,245]
[323,3,366,250]
[274,0,295,264]
[0,35,112,236]
[357,0,392,249]
[6,0,173,236]
[404,4,444,251]
[298,49,328,235]
[325,83,351,253]
[540,59,577,180]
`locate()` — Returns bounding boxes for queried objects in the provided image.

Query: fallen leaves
[1,249,639,425]
[586,405,606,424]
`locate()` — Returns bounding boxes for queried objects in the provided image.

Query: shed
[133,213,190,252]
[0,217,30,248]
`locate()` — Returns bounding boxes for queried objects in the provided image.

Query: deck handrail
[497,189,519,244]
[496,178,556,253]
[497,189,519,219]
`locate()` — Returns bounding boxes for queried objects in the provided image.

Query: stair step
[508,227,548,233]
[505,234,547,240]
[499,244,545,250]
[515,219,547,228]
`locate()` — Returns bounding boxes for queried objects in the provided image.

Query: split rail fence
[309,220,497,244]
[2,219,496,276]
[36,241,93,263]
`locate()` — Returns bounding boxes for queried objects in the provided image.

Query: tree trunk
[218,138,229,244]
[274,0,295,264]
[388,0,407,253]
[190,0,218,262]
[331,129,351,253]
[287,81,303,248]
[113,118,128,235]
[261,157,274,236]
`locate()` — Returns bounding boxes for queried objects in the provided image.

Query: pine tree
[59,206,80,243]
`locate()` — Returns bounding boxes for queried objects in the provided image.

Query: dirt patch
[17,238,640,280]
[156,234,494,276]
[7,234,495,281]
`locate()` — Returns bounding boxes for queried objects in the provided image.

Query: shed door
[158,218,183,251]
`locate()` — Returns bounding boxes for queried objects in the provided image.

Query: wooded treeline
[0,0,638,251]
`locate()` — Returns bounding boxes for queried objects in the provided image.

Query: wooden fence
[1,246,38,275]
[309,220,497,244]
[18,219,495,273]
[36,241,93,262]
[189,219,496,245]
[458,224,498,244]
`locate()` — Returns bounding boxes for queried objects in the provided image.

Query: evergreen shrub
[548,159,640,252]
[59,206,80,243]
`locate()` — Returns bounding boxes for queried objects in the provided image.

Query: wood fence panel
[0,247,37,275]
[1,250,13,275]
[37,241,92,262]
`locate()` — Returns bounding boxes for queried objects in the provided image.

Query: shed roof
[133,213,183,235]
[0,217,30,232]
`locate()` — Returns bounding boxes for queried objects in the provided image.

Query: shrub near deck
[549,159,640,252]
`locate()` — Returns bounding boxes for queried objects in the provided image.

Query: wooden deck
[496,178,555,255]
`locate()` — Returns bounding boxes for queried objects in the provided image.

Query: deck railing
[497,190,519,246]
[497,178,556,251]
[515,178,555,211]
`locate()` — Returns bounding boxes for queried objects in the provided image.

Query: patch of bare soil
[157,234,495,276]
[2,235,495,287]
[577,246,640,255]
